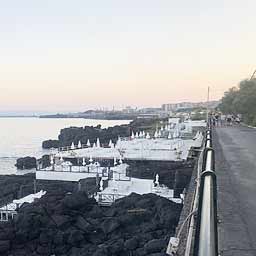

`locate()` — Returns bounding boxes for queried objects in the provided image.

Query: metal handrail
[194,130,218,256]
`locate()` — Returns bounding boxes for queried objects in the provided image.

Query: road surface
[214,125,256,256]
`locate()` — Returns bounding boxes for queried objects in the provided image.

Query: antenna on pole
[206,86,210,124]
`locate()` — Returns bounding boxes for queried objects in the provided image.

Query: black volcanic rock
[57,125,131,147]
[0,191,180,256]
[42,118,161,149]
[0,174,35,207]
[127,160,194,192]
[144,239,166,253]
[39,154,51,169]
[15,156,37,170]
[124,237,139,250]
[0,241,10,253]
[42,139,59,149]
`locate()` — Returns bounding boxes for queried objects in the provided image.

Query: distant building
[122,106,137,114]
[162,101,220,112]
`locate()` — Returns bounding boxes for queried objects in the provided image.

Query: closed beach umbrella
[155,174,160,186]
[100,179,104,191]
[78,141,82,148]
[87,139,91,147]
[71,142,75,150]
[82,157,86,166]
[50,155,54,165]
[96,138,101,148]
[114,157,117,166]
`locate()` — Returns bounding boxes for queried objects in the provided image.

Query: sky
[0,0,256,113]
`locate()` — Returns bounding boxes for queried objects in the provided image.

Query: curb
[241,122,256,129]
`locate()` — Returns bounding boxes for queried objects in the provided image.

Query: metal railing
[98,193,126,206]
[193,129,218,256]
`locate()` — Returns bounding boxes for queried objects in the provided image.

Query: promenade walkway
[214,125,256,256]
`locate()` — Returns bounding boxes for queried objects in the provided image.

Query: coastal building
[36,120,205,206]
[162,101,220,112]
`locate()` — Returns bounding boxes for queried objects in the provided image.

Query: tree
[219,79,256,125]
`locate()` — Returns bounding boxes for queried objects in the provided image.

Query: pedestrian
[227,115,232,126]
[220,114,226,126]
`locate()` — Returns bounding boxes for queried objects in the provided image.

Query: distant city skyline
[1,0,256,112]
[0,100,219,117]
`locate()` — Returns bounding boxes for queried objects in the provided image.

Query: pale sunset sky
[0,0,256,113]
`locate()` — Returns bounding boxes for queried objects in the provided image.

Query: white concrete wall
[36,170,97,181]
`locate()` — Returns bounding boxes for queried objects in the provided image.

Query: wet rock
[101,219,120,234]
[53,231,64,245]
[124,237,139,250]
[0,240,10,253]
[144,239,166,254]
[148,253,167,256]
[36,244,51,255]
[92,247,109,256]
[62,192,95,211]
[75,216,92,232]
[15,157,37,170]
[107,239,124,254]
[42,139,59,149]
[39,155,51,169]
[67,230,84,246]
[0,190,181,256]
[52,214,70,228]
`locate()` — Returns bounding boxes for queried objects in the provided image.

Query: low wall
[175,156,198,255]
[36,170,99,182]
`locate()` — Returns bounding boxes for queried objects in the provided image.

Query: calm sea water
[0,118,131,175]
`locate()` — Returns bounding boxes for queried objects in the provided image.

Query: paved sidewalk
[214,126,256,256]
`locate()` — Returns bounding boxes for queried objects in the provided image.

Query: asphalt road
[214,125,256,256]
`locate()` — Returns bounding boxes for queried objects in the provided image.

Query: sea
[0,118,131,175]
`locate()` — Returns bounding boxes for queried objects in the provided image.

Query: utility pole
[206,86,210,124]
[250,69,256,80]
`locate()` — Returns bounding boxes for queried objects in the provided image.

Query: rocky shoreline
[0,174,182,256]
[16,118,164,170]
[0,157,194,256]
[5,117,198,255]
[42,118,162,149]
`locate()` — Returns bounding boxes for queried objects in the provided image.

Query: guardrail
[193,129,218,256]
[166,128,218,256]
